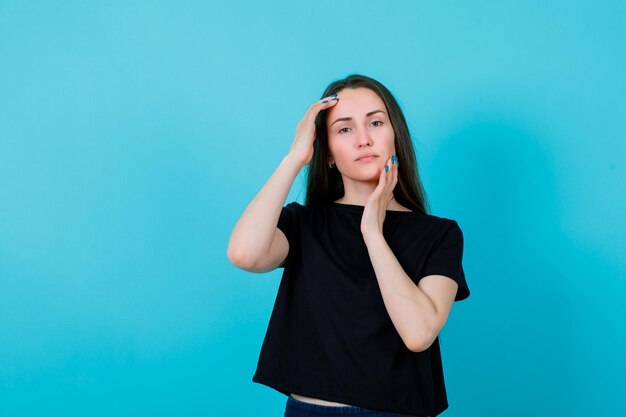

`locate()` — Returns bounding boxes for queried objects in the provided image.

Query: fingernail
[385,165,389,172]
[322,100,328,104]
[330,93,337,97]
[332,97,339,101]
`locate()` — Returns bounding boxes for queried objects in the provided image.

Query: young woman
[227,74,470,417]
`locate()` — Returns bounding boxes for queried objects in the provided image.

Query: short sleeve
[276,202,300,268]
[421,220,470,302]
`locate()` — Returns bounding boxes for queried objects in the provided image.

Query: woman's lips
[356,156,378,162]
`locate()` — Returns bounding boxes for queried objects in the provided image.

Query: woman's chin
[350,174,382,184]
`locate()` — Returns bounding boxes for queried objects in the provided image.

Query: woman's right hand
[287,94,339,166]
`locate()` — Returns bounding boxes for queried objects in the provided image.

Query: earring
[328,161,334,168]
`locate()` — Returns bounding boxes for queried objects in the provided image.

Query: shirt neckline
[329,201,415,214]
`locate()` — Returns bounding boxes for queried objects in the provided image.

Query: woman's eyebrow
[330,109,386,127]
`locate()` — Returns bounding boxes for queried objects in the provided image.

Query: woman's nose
[356,128,372,147]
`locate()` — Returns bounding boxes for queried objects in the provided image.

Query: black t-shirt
[252,201,470,417]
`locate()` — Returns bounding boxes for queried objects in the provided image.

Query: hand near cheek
[361,154,399,239]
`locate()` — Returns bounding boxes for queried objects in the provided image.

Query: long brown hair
[305,74,430,215]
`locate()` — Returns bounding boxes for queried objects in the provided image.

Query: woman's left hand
[361,154,398,239]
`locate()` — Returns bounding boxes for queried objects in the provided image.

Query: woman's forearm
[227,153,304,268]
[363,232,438,352]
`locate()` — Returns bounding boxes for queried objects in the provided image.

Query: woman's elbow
[405,330,437,353]
[227,246,274,273]
[227,245,253,270]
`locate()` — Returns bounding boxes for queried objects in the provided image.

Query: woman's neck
[334,197,412,212]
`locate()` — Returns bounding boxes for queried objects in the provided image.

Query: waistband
[286,396,369,415]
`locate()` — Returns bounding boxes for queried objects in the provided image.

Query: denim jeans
[284,396,425,417]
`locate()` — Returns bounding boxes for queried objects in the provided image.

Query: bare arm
[227,154,303,271]
[360,155,458,352]
[226,94,340,272]
[364,233,459,353]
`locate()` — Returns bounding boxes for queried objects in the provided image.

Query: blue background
[1,1,625,416]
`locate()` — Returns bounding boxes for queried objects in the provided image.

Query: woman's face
[325,87,396,183]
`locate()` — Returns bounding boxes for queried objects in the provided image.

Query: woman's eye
[338,127,350,134]
[371,120,383,127]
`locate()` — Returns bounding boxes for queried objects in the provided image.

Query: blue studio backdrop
[1,1,624,416]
